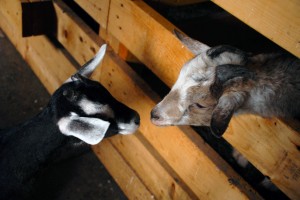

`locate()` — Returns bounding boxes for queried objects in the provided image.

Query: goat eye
[189,103,206,110]
[63,90,79,102]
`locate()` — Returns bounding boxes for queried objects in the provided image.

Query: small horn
[173,29,209,55]
[65,44,107,83]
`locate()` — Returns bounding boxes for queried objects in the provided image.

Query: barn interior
[0,0,299,199]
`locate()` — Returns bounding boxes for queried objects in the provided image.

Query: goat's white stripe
[117,119,139,135]
[78,98,102,115]
[57,112,110,145]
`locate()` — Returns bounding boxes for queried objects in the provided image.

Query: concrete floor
[0,29,126,200]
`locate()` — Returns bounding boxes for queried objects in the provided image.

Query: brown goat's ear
[209,65,255,137]
[210,91,246,137]
[173,29,210,55]
[210,105,234,137]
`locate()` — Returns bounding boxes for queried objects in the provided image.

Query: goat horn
[173,29,209,55]
[65,44,107,83]
[77,44,107,78]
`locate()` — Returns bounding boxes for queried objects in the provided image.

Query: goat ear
[173,29,209,55]
[210,105,234,138]
[210,65,253,137]
[57,112,110,145]
[66,44,107,83]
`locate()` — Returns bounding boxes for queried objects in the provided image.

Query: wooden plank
[100,29,140,63]
[211,0,300,58]
[100,133,192,199]
[52,1,261,199]
[73,0,110,29]
[93,139,154,200]
[75,0,300,198]
[0,1,152,199]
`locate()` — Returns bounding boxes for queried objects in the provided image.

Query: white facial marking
[78,98,101,115]
[57,112,110,145]
[117,118,139,135]
[78,98,114,118]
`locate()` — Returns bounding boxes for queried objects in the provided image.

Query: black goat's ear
[57,112,110,145]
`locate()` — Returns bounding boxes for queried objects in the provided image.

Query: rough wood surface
[74,0,109,29]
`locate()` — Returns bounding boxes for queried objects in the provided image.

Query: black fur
[0,76,139,199]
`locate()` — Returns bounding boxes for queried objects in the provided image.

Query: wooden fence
[0,0,299,199]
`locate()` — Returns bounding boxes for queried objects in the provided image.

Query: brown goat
[151,30,300,137]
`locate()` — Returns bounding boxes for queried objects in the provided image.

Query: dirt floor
[0,29,127,200]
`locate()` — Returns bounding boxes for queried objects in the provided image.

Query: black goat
[0,44,140,199]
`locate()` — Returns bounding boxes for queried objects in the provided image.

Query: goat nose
[150,110,160,121]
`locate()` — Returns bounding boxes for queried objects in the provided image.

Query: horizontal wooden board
[74,0,109,29]
[211,0,300,58]
[74,0,300,199]
[93,139,155,200]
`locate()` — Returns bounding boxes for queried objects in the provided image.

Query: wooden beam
[98,133,192,199]
[211,0,300,58]
[73,0,110,29]
[52,1,261,199]
[93,139,155,200]
[74,0,300,199]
